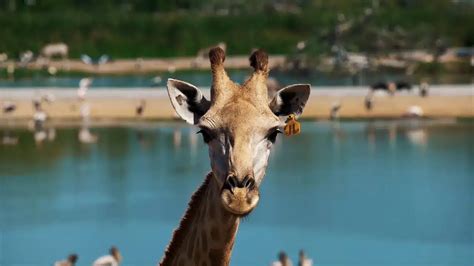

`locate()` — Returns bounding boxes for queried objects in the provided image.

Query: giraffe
[160,47,311,266]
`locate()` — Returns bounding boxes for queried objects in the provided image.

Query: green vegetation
[0,0,473,58]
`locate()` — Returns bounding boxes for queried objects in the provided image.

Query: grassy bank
[0,0,473,59]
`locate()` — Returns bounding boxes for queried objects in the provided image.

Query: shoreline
[1,53,471,76]
[0,85,472,126]
[1,55,287,75]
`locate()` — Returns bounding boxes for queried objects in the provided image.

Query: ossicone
[249,49,268,73]
[209,47,226,65]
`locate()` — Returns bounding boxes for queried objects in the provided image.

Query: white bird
[77,78,92,100]
[405,105,424,117]
[271,251,293,266]
[298,250,313,266]
[54,254,78,266]
[152,75,162,85]
[31,99,48,145]
[98,54,110,65]
[33,110,47,124]
[80,54,93,65]
[32,99,47,127]
[92,246,122,266]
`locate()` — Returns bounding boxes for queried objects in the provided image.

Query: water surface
[0,121,473,265]
[0,69,472,88]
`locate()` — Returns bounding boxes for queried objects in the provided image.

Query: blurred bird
[77,78,92,100]
[272,251,293,266]
[78,127,98,144]
[2,102,18,145]
[33,99,47,128]
[54,253,78,266]
[330,102,341,120]
[296,41,306,51]
[370,81,412,95]
[364,93,373,111]
[151,75,162,86]
[80,54,93,65]
[98,54,110,65]
[136,100,146,117]
[405,105,424,118]
[81,54,110,65]
[419,82,429,97]
[31,98,48,144]
[92,246,122,266]
[298,250,313,266]
[2,102,16,114]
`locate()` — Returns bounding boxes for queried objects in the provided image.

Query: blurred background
[0,0,473,266]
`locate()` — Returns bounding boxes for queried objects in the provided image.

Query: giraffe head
[167,47,310,216]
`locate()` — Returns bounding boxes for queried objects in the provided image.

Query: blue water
[1,70,472,88]
[0,121,473,266]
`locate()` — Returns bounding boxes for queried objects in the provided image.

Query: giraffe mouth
[220,186,260,216]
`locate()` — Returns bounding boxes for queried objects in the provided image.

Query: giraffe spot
[196,235,201,251]
[209,248,224,266]
[208,203,216,219]
[176,257,184,266]
[194,248,201,264]
[210,226,220,241]
[202,232,208,251]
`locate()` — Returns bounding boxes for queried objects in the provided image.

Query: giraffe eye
[266,128,281,143]
[197,128,214,143]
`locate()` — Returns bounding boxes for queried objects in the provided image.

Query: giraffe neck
[160,173,240,266]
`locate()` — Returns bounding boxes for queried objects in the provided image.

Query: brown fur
[209,47,226,65]
[159,173,212,265]
[249,49,268,73]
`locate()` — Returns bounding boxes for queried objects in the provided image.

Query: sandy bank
[0,85,472,127]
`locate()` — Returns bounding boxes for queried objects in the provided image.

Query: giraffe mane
[159,173,213,265]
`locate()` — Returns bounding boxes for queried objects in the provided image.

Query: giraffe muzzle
[220,175,260,216]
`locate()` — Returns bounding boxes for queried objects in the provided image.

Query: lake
[0,120,473,266]
[0,69,472,88]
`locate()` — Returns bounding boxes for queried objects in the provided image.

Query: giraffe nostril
[244,178,255,189]
[238,176,249,188]
[224,175,255,191]
[226,175,238,189]
[241,176,255,189]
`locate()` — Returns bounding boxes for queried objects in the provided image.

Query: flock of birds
[271,250,313,266]
[1,79,428,146]
[330,81,429,120]
[54,246,121,266]
[1,77,147,146]
[53,247,312,266]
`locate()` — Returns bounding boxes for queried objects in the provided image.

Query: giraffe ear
[167,78,211,124]
[269,84,311,117]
